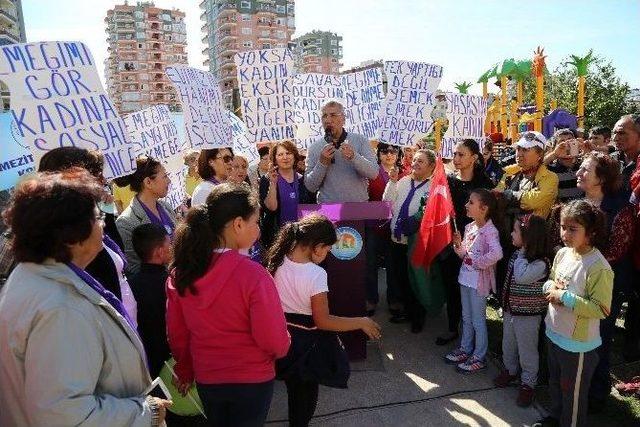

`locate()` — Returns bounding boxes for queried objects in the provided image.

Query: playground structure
[476,47,593,143]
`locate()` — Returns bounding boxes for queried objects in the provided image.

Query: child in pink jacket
[445,189,503,374]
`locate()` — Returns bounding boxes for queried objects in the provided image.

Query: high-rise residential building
[200,0,296,110]
[293,30,342,75]
[104,2,187,114]
[1,0,27,111]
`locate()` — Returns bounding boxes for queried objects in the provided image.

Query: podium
[298,202,393,360]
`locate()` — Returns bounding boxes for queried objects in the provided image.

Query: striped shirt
[547,160,583,203]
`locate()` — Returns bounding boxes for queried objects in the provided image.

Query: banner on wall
[235,48,295,143]
[0,41,135,179]
[377,60,443,147]
[292,68,384,150]
[124,104,187,209]
[165,64,232,150]
[439,93,489,159]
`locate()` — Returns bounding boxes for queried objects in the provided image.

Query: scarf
[394,178,429,239]
[137,196,174,235]
[277,172,300,224]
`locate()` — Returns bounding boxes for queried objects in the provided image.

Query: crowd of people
[0,100,638,427]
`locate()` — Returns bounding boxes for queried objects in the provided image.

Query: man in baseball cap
[515,131,548,150]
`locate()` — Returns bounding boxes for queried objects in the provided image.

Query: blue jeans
[459,284,488,360]
[196,380,274,427]
[365,226,396,306]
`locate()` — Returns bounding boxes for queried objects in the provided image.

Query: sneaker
[456,355,486,374]
[493,370,518,388]
[444,348,469,365]
[532,416,559,427]
[516,384,535,407]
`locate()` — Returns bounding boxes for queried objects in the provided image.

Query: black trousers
[196,380,274,427]
[440,251,462,333]
[284,378,319,427]
[389,242,425,326]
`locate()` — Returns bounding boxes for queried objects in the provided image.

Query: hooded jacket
[166,250,290,385]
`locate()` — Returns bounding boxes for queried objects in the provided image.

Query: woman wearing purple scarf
[260,140,315,250]
[0,171,171,426]
[383,149,436,333]
[116,156,176,276]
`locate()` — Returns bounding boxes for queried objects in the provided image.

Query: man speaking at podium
[305,100,378,202]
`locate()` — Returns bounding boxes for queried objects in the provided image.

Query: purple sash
[394,179,428,239]
[66,262,137,331]
[103,234,127,269]
[137,196,174,235]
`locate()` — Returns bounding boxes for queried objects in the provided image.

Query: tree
[454,81,473,94]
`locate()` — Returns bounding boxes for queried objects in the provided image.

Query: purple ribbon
[207,177,221,185]
[379,165,390,187]
[137,196,174,235]
[66,262,137,331]
[394,179,428,240]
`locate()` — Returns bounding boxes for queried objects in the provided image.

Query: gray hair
[321,100,345,115]
[414,148,437,165]
[620,114,640,133]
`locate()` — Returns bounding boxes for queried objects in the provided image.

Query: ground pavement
[265,271,544,426]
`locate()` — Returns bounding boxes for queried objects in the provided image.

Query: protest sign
[227,111,259,164]
[292,68,384,150]
[165,64,232,149]
[235,48,295,143]
[377,61,443,147]
[0,112,35,191]
[124,104,186,209]
[440,93,488,159]
[0,41,135,179]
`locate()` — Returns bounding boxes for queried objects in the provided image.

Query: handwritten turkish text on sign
[235,48,295,143]
[378,61,443,147]
[440,93,488,159]
[165,64,232,149]
[292,68,384,150]
[124,104,186,208]
[0,41,134,179]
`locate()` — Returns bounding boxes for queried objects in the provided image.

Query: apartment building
[200,0,296,110]
[293,30,342,75]
[104,2,187,114]
[1,0,26,111]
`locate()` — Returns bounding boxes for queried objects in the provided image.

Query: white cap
[516,131,548,150]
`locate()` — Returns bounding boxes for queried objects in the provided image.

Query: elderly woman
[0,170,170,426]
[383,149,436,333]
[230,154,251,186]
[546,153,637,410]
[191,148,234,207]
[259,140,315,249]
[116,156,176,276]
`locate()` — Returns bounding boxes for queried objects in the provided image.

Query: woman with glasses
[0,170,171,427]
[116,157,176,276]
[37,147,139,324]
[260,140,315,249]
[191,148,234,207]
[366,142,403,316]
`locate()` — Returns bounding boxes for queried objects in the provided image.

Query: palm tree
[566,50,594,128]
[477,64,498,98]
[454,81,473,94]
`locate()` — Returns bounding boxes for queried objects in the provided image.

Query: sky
[21,0,640,95]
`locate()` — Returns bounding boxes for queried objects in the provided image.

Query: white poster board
[440,93,489,159]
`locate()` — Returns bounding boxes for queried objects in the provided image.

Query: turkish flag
[411,156,455,269]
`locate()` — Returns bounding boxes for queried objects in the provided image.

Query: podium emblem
[331,226,363,261]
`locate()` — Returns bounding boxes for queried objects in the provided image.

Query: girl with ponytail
[266,214,381,427]
[166,183,289,426]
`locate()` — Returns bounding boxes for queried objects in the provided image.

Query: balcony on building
[147,13,161,23]
[114,12,134,22]
[217,28,237,42]
[150,42,162,51]
[257,18,273,28]
[116,24,135,33]
[150,22,160,30]
[153,62,163,70]
[0,2,17,24]
[218,15,236,30]
[153,73,164,81]
[217,3,236,17]
[218,43,238,56]
[0,23,19,42]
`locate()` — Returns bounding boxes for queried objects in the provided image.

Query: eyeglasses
[216,155,234,163]
[95,212,106,223]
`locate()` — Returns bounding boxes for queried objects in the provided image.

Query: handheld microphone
[324,127,332,144]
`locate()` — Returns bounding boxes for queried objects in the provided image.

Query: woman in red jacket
[167,183,290,426]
